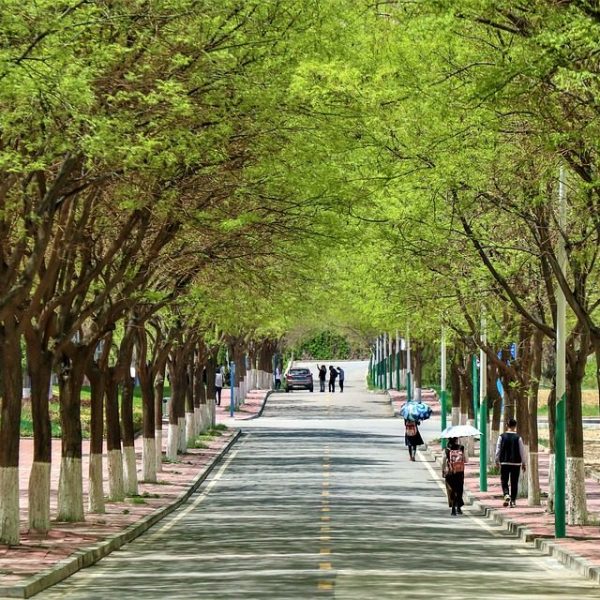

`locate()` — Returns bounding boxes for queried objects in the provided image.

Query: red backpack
[405,422,417,436]
[447,448,465,474]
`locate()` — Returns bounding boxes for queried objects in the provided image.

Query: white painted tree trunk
[466,419,475,457]
[167,423,179,461]
[567,456,587,525]
[194,407,201,436]
[155,429,163,473]
[489,428,498,465]
[547,452,555,513]
[123,445,138,495]
[199,405,209,433]
[186,411,195,444]
[209,399,216,427]
[178,416,187,453]
[29,461,51,530]
[142,437,157,483]
[414,387,422,401]
[451,407,460,427]
[528,451,540,506]
[0,467,20,544]
[57,457,84,522]
[519,443,529,498]
[87,454,105,514]
[107,449,125,501]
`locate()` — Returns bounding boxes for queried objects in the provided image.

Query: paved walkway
[32,362,600,598]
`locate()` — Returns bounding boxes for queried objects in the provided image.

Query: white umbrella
[440,424,482,438]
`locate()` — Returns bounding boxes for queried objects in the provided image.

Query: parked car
[285,368,314,392]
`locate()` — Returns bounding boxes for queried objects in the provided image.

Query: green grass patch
[126,496,147,505]
[19,383,171,438]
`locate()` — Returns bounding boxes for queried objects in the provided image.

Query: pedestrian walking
[337,366,345,392]
[274,366,282,390]
[328,366,338,392]
[495,418,526,507]
[442,436,467,515]
[215,369,223,406]
[404,418,423,462]
[317,364,327,392]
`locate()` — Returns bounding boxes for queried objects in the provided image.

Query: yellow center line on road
[320,548,331,555]
[321,490,329,497]
[321,515,330,522]
[318,581,334,591]
[319,562,332,570]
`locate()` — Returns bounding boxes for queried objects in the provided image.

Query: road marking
[322,481,330,487]
[319,562,332,570]
[320,548,331,555]
[320,526,331,533]
[321,515,330,521]
[321,490,329,497]
[318,581,334,590]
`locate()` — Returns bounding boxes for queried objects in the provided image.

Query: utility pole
[396,329,401,391]
[440,327,447,449]
[555,165,567,538]
[480,317,488,492]
[406,324,412,402]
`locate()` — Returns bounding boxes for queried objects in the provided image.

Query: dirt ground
[538,426,600,474]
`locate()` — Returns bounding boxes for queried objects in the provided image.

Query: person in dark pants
[337,367,345,392]
[495,418,527,507]
[215,369,223,406]
[316,364,327,392]
[443,437,467,515]
[404,419,423,462]
[328,366,338,392]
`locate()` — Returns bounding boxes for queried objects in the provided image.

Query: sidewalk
[426,437,600,583]
[0,389,270,598]
[215,388,271,422]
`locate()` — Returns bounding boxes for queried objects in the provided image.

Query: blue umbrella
[399,401,432,421]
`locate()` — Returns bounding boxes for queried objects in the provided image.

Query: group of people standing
[405,417,526,516]
[316,364,345,392]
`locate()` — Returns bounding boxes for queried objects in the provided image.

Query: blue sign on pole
[229,361,236,418]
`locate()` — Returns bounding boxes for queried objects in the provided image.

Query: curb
[238,390,273,421]
[1,430,242,599]
[423,445,600,585]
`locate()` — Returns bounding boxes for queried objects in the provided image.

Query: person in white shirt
[274,366,282,390]
[215,369,223,405]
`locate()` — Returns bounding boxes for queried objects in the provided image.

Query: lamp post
[229,361,236,418]
[406,324,412,402]
[440,327,447,449]
[479,317,488,492]
[555,165,567,538]
[396,329,401,392]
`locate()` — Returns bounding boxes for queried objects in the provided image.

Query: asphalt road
[37,361,599,599]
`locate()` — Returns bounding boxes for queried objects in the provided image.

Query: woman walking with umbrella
[404,419,423,461]
[442,436,468,515]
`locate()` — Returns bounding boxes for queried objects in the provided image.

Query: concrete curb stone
[241,390,273,420]
[0,430,241,599]
[423,445,600,586]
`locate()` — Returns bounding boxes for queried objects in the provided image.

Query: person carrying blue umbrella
[404,418,423,461]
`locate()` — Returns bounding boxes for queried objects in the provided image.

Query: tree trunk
[527,329,543,506]
[565,330,589,525]
[138,345,156,483]
[185,362,195,443]
[450,358,461,426]
[57,350,86,522]
[105,367,124,501]
[154,370,165,473]
[121,373,138,495]
[86,362,106,514]
[0,321,23,544]
[25,334,53,531]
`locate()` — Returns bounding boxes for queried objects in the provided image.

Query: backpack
[447,448,465,474]
[405,421,417,436]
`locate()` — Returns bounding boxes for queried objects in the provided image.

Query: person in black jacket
[328,366,338,392]
[495,418,527,507]
[316,364,327,392]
